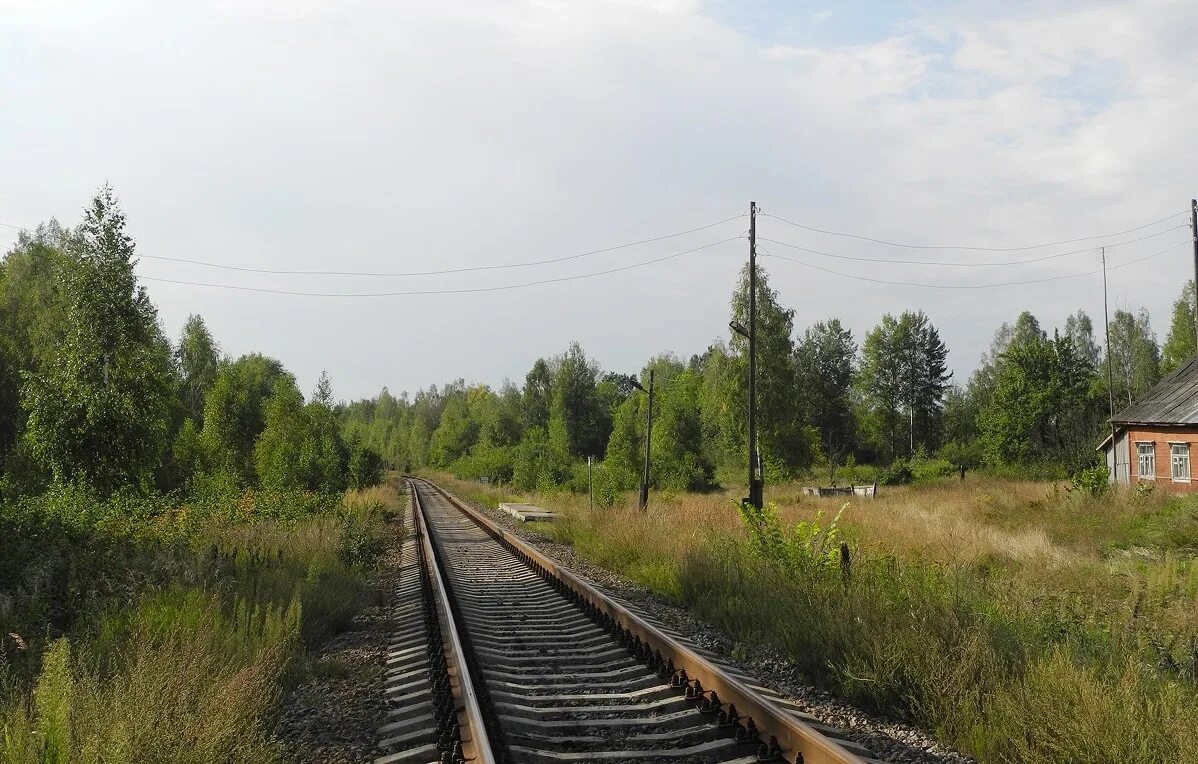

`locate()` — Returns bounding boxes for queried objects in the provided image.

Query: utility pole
[1101,247,1118,476]
[1191,199,1198,350]
[748,201,762,509]
[908,352,915,457]
[588,456,593,511]
[639,369,654,511]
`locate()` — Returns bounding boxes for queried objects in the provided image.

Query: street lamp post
[629,370,654,511]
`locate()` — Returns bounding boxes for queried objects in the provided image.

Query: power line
[759,240,1189,290]
[760,210,1185,252]
[1,213,747,277]
[758,225,1188,268]
[140,236,745,297]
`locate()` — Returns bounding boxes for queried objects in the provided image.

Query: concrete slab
[498,502,557,522]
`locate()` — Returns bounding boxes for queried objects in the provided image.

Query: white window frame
[1171,443,1191,483]
[1137,442,1155,480]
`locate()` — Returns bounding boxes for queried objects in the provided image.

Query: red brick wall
[1126,427,1198,494]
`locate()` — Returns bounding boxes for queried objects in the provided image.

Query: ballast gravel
[274,520,404,764]
[457,492,975,764]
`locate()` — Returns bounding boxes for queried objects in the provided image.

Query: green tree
[522,359,553,431]
[729,265,813,476]
[550,343,609,458]
[858,311,951,460]
[603,394,644,490]
[176,314,221,424]
[795,318,857,470]
[21,187,175,493]
[429,385,480,466]
[967,311,1044,416]
[941,385,980,445]
[1162,280,1196,373]
[200,353,292,484]
[477,383,523,448]
[696,343,741,472]
[253,377,309,489]
[649,368,713,491]
[1107,308,1160,406]
[1063,310,1100,369]
[346,432,384,489]
[302,370,348,491]
[0,223,73,479]
[979,330,1097,469]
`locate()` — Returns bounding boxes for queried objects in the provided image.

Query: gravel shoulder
[275,518,405,764]
[456,491,973,764]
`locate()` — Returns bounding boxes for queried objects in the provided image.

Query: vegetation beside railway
[0,190,395,761]
[0,481,398,763]
[433,471,1198,763]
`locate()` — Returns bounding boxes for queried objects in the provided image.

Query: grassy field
[0,479,402,764]
[429,470,1198,763]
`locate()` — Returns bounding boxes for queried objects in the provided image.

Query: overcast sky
[3,0,1196,401]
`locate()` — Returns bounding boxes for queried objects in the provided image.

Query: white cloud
[1,0,1195,398]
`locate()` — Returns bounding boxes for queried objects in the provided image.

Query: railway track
[377,478,872,764]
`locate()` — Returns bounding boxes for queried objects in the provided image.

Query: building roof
[1112,357,1198,426]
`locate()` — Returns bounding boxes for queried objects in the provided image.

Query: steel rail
[413,477,865,764]
[411,479,498,764]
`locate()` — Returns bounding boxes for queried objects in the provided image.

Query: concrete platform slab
[498,502,557,522]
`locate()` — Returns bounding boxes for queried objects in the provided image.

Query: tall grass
[0,478,401,763]
[432,471,1198,763]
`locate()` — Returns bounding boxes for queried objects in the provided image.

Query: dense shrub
[879,461,914,486]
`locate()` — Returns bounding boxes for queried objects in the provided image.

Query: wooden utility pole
[1191,199,1198,349]
[748,202,762,509]
[1101,247,1118,475]
[638,369,654,511]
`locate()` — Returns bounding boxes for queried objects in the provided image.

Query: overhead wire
[139,236,746,298]
[759,239,1190,290]
[0,214,748,277]
[5,206,1191,295]
[758,224,1188,268]
[760,210,1186,252]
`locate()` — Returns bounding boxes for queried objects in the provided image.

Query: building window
[1172,444,1191,482]
[1138,443,1155,479]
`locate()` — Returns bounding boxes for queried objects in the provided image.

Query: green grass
[0,477,401,763]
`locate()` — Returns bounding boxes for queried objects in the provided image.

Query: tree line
[0,187,382,501]
[4,187,1194,501]
[346,267,1197,494]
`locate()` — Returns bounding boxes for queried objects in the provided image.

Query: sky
[2,0,1196,401]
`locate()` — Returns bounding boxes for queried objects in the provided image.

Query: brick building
[1101,358,1198,493]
